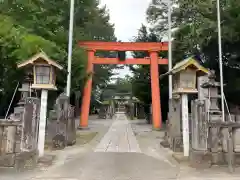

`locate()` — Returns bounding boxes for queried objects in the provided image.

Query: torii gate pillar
[150,51,162,129]
[80,50,94,128]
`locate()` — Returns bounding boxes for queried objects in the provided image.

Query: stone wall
[190,100,240,172]
[0,97,40,170]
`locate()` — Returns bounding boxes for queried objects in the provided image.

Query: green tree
[147,0,240,105]
[0,0,116,116]
[0,15,66,115]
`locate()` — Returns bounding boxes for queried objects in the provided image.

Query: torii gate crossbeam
[78,41,168,130]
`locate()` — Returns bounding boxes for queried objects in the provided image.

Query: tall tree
[0,0,116,116]
[146,0,240,105]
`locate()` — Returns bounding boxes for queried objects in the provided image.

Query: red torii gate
[79,41,168,129]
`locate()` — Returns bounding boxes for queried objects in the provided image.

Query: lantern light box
[17,52,63,90]
[161,56,209,95]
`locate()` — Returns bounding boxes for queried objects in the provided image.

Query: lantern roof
[102,100,110,105]
[17,51,63,70]
[95,99,103,105]
[160,56,209,78]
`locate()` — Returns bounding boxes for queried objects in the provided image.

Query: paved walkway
[31,113,179,180]
[95,113,141,153]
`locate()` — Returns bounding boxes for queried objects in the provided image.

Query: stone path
[29,113,179,180]
[95,113,141,153]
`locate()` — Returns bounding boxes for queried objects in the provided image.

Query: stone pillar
[198,76,208,100]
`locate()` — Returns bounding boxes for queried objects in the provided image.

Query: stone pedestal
[0,150,38,171]
[168,99,182,152]
[189,150,211,168]
[171,136,183,152]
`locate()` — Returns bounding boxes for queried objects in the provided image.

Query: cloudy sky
[99,0,151,78]
[100,0,151,41]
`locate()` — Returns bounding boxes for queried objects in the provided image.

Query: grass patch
[44,132,98,150]
[44,143,52,150]
[76,131,98,145]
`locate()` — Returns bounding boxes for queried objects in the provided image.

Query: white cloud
[100,0,151,42]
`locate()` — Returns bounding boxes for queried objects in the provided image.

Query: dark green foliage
[146,0,240,104]
[130,0,240,118]
[0,0,116,116]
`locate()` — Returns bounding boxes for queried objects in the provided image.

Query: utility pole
[216,0,225,122]
[153,0,173,98]
[66,0,75,97]
[167,0,173,99]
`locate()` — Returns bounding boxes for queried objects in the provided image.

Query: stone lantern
[201,70,223,121]
[18,73,32,99]
[14,73,33,117]
[17,51,63,157]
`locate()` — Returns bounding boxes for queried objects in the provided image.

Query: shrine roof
[160,56,209,77]
[17,51,63,70]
